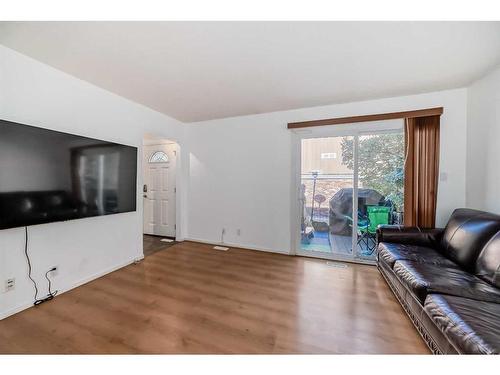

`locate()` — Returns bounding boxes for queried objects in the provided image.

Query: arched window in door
[149,151,169,163]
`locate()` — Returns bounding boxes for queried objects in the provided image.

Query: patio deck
[300,230,375,260]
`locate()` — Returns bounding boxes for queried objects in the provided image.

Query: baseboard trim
[0,256,142,321]
[184,237,290,256]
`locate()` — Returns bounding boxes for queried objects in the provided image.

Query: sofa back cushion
[475,230,500,287]
[441,208,500,270]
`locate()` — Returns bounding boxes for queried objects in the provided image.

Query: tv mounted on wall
[0,119,138,230]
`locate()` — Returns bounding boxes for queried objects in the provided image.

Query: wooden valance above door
[287,107,443,129]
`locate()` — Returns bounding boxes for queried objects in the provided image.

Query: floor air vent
[213,246,229,251]
[326,261,348,268]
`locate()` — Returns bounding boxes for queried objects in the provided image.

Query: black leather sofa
[376,208,500,354]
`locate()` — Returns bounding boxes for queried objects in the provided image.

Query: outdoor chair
[356,205,391,255]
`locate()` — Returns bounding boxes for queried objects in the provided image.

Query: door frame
[290,119,404,264]
[141,134,184,242]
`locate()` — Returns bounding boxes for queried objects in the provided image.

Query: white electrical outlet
[5,278,15,292]
[49,266,59,276]
[236,229,241,236]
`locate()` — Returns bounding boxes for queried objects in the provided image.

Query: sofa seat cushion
[393,260,500,305]
[424,294,500,354]
[378,242,456,269]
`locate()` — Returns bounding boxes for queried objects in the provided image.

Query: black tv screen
[0,119,138,230]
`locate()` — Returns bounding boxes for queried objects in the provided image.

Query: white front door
[143,144,176,237]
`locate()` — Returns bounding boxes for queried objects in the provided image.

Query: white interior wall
[0,45,186,319]
[186,89,468,254]
[466,65,500,213]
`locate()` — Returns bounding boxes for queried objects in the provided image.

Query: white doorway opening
[142,136,178,238]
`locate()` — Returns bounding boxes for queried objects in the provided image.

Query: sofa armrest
[376,225,444,248]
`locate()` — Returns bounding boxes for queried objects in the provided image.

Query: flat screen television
[0,119,138,230]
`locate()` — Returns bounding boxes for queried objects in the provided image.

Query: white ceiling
[1,22,500,123]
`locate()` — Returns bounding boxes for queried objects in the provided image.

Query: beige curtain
[404,115,441,228]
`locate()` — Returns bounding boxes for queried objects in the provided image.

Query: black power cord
[23,226,58,306]
[34,267,58,305]
[40,268,58,304]
[24,226,39,304]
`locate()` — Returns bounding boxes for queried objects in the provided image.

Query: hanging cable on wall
[23,226,58,306]
[24,226,39,304]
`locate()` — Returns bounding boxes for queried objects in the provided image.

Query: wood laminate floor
[0,241,428,354]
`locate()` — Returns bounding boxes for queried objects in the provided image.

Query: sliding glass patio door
[293,120,405,263]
